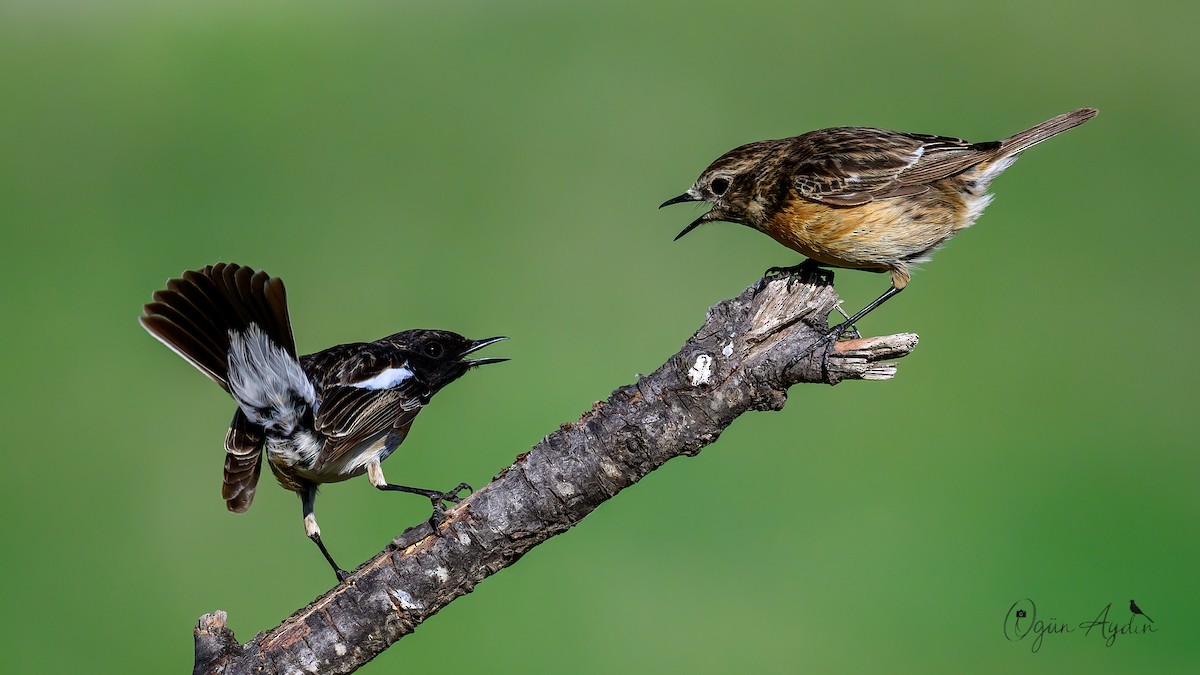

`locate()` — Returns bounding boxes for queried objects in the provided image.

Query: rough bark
[192,272,918,675]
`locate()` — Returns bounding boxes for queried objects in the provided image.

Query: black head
[384,329,508,394]
[659,140,780,239]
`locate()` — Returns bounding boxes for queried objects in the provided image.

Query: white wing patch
[227,324,316,433]
[350,366,414,390]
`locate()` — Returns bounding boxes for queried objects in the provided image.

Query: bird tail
[140,263,299,392]
[997,108,1097,157]
[141,263,312,512]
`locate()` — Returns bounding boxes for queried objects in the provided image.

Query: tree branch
[192,272,918,675]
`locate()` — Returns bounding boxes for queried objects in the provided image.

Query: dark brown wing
[791,127,1000,206]
[305,344,426,470]
[223,408,264,513]
[311,385,424,470]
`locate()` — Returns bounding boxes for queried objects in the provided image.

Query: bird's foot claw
[830,302,860,339]
[831,321,861,340]
[796,331,837,361]
[826,320,860,342]
[436,482,473,505]
[426,483,473,531]
[767,259,829,279]
[765,260,833,292]
[797,320,861,361]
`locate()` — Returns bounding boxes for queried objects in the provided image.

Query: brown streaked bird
[661,108,1097,342]
[139,263,507,581]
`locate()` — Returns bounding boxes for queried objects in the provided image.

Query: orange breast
[758,184,968,273]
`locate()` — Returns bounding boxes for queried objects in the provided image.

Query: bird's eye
[423,342,445,358]
[710,177,730,196]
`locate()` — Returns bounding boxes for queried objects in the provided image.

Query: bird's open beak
[659,191,702,209]
[660,189,713,239]
[461,336,509,366]
[674,212,715,241]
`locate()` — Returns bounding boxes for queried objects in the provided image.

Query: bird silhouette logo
[1129,599,1154,623]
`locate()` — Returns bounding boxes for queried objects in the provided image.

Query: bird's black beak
[661,189,712,239]
[674,212,713,241]
[659,192,701,209]
[460,336,509,366]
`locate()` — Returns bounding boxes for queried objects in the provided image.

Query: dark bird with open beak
[140,263,507,581]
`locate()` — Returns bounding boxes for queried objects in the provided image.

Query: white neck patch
[350,366,414,390]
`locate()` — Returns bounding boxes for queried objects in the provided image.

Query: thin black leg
[799,285,905,358]
[312,535,349,583]
[377,481,473,529]
[302,486,349,582]
[830,285,903,337]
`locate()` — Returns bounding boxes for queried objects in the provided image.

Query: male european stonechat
[140,263,507,581]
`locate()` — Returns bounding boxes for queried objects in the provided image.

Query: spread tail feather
[139,263,297,391]
[141,263,308,513]
[998,108,1097,158]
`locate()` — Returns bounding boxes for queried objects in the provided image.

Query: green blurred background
[2,0,1196,672]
